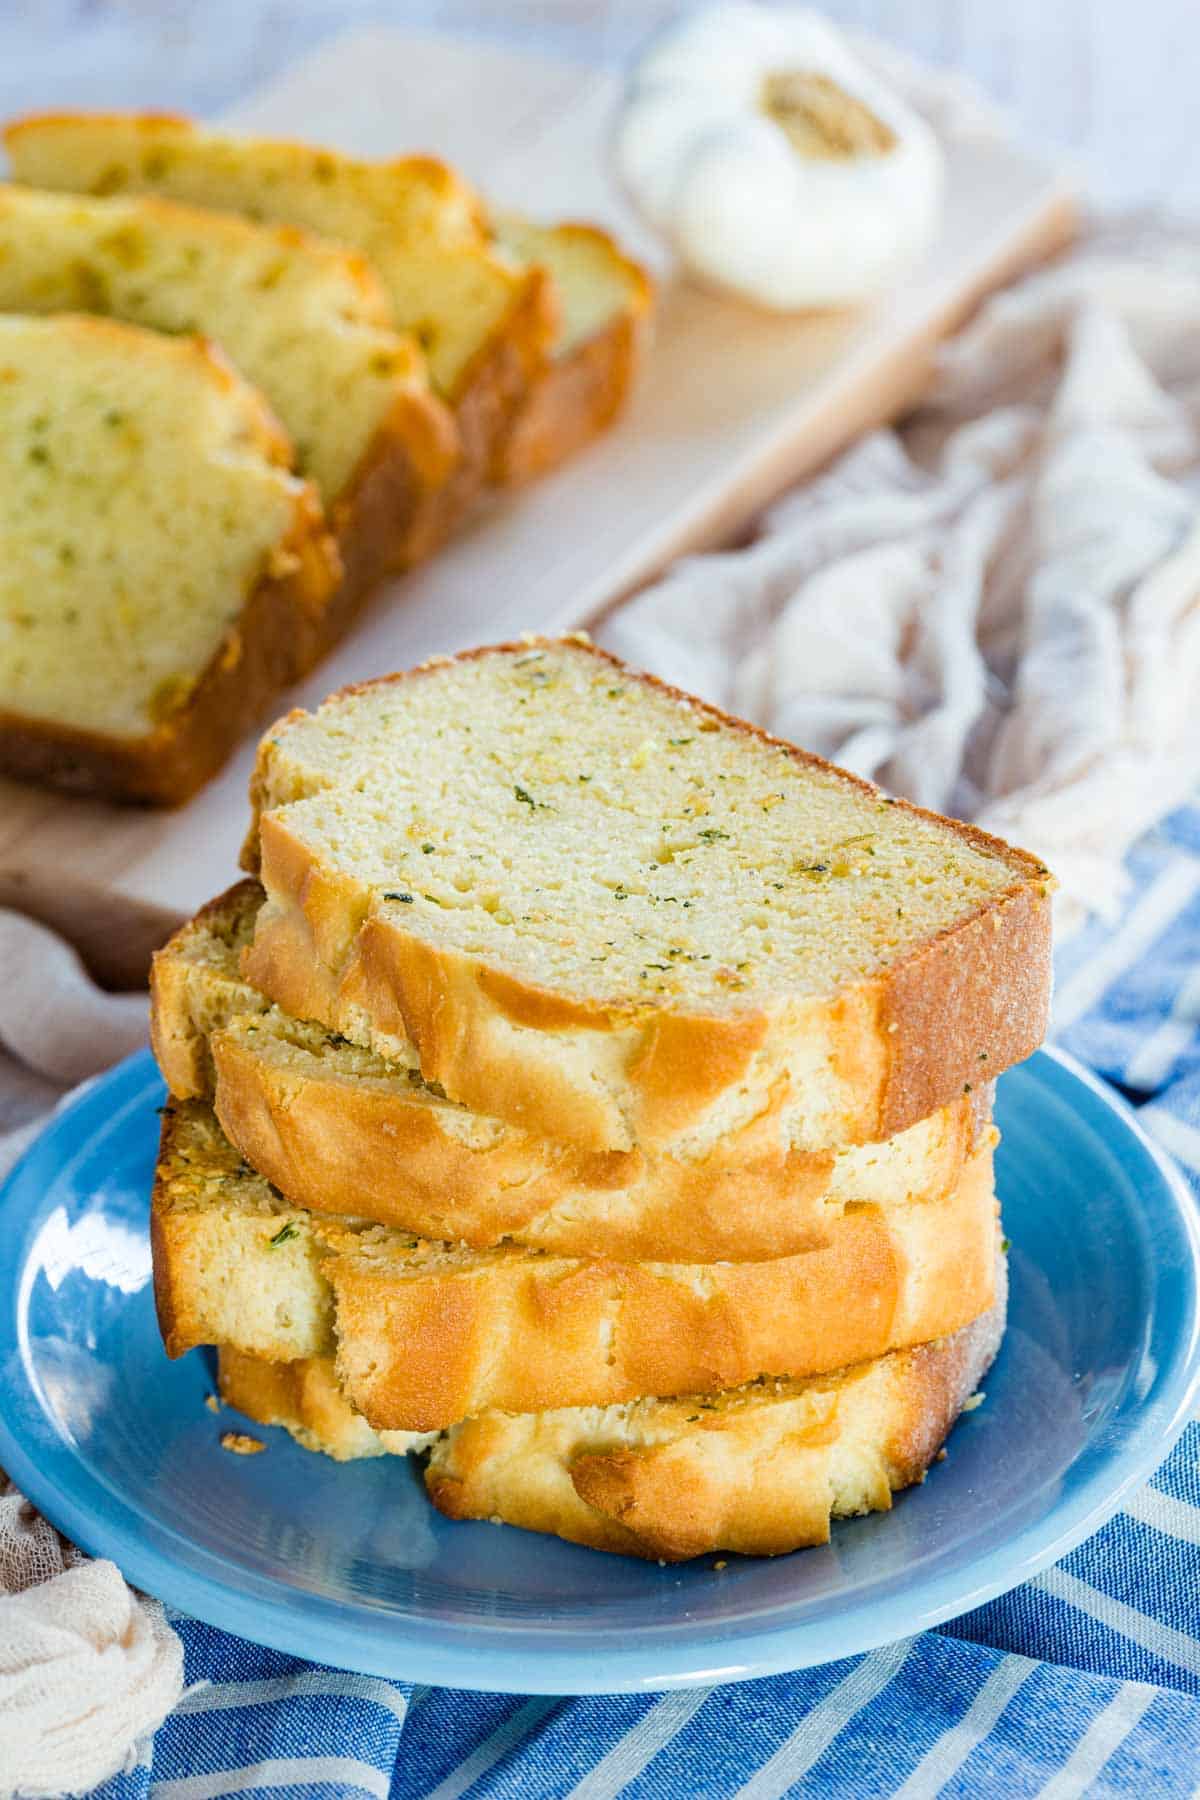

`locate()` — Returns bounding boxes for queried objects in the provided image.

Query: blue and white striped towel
[95,802,1200,1800]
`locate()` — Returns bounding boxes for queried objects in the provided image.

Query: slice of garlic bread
[491,217,653,483]
[4,115,654,491]
[4,111,485,248]
[426,1280,1005,1559]
[240,639,1053,1155]
[4,112,557,533]
[0,313,337,802]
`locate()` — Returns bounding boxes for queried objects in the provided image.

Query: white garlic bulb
[615,4,944,310]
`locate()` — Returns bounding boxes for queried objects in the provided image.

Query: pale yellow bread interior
[249,644,1031,1009]
[364,240,553,401]
[494,214,651,356]
[3,112,484,248]
[0,312,323,740]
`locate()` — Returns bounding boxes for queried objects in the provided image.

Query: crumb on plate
[220,1431,265,1456]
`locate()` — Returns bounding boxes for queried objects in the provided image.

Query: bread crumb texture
[256,642,1040,1012]
[0,312,310,738]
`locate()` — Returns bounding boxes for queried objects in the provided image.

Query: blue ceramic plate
[1,1045,1198,1693]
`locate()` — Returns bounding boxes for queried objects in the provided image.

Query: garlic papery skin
[614,4,945,311]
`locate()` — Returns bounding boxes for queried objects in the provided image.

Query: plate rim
[1,1042,1198,1694]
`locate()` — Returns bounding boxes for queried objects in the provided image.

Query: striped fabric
[95,804,1200,1800]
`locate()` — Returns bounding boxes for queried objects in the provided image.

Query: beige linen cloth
[5,212,1200,1797]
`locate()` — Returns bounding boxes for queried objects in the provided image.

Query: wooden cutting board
[0,27,1076,986]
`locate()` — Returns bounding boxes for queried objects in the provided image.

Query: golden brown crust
[876,880,1053,1139]
[217,1347,360,1455]
[148,956,208,1104]
[211,1277,1006,1559]
[0,485,338,806]
[357,916,625,1142]
[423,1409,658,1559]
[494,311,640,484]
[212,1293,1003,1559]
[217,1344,426,1459]
[493,230,654,485]
[438,263,558,509]
[319,384,460,644]
[624,1009,771,1142]
[243,884,639,1149]
[331,1143,997,1431]
[427,1279,1006,1559]
[210,1023,984,1258]
[342,263,558,580]
[562,1438,839,1562]
[151,1096,997,1430]
[244,638,1053,1150]
[149,1108,189,1359]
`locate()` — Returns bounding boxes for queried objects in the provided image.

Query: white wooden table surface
[2,0,1197,215]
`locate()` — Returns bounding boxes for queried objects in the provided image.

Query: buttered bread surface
[251,642,1045,1011]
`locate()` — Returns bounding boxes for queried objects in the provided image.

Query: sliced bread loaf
[218,1275,1004,1559]
[152,1100,998,1432]
[4,115,654,490]
[0,313,337,802]
[151,881,987,1260]
[4,112,559,527]
[0,183,456,603]
[241,639,1053,1155]
[490,217,653,483]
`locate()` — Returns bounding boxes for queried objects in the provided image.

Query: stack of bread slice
[148,638,1053,1560]
[0,115,651,802]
